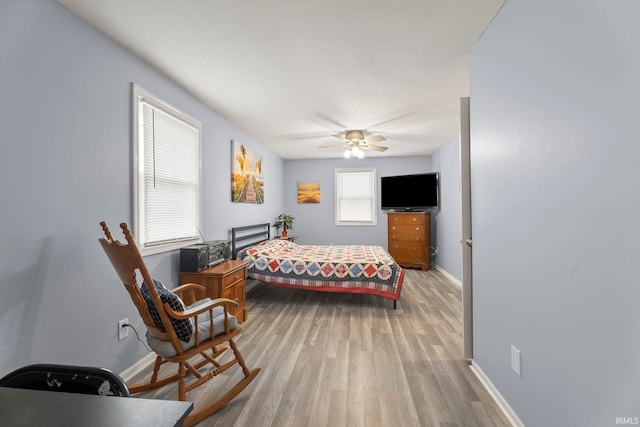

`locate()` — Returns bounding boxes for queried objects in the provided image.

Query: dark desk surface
[0,387,193,427]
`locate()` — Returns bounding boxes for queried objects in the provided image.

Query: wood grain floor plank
[131,269,512,427]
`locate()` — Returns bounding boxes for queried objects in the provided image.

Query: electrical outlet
[118,318,129,341]
[511,345,521,376]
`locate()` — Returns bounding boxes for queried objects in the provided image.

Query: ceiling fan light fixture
[344,146,364,159]
[323,129,384,157]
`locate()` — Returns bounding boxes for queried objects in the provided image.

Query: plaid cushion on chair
[141,280,193,342]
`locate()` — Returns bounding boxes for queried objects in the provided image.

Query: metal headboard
[231,223,271,258]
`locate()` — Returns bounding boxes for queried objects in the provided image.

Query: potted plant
[274,213,294,238]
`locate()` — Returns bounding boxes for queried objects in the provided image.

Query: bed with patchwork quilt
[235,238,404,307]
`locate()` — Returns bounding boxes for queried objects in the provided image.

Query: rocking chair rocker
[98,222,260,426]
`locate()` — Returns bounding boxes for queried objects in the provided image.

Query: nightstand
[275,235,297,242]
[179,260,248,322]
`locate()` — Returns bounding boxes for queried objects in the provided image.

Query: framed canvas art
[297,180,320,204]
[231,140,264,203]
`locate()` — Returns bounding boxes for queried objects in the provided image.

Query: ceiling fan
[319,130,388,158]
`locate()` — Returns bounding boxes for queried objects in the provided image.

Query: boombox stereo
[180,240,231,272]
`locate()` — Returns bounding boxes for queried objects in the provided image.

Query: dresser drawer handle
[415,227,421,231]
[412,218,417,222]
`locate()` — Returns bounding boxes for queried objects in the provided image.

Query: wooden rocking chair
[98,221,260,426]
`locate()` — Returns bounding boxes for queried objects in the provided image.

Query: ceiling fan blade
[315,113,349,130]
[364,134,386,144]
[333,134,348,142]
[366,111,419,129]
[363,144,388,152]
[274,132,330,141]
[319,144,347,148]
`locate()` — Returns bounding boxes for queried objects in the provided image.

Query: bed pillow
[140,279,193,342]
[258,239,292,254]
[261,239,292,249]
[238,239,292,259]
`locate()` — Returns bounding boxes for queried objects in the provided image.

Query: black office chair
[0,364,130,397]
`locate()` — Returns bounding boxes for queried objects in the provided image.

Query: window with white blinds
[335,167,377,226]
[132,84,203,255]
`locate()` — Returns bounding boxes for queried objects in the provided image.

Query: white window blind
[133,84,203,255]
[335,167,377,226]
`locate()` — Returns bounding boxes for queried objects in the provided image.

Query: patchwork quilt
[237,240,404,300]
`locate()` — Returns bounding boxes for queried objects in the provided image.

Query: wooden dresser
[179,260,248,322]
[387,212,431,271]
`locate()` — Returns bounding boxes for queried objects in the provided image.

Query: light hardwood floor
[132,269,512,427]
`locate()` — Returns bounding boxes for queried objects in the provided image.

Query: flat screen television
[380,172,439,211]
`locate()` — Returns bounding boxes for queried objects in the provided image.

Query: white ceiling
[57,0,504,159]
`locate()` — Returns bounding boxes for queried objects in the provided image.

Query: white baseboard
[434,265,462,287]
[470,362,525,427]
[119,353,155,382]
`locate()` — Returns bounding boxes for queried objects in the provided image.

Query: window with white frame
[335,167,377,226]
[132,84,203,255]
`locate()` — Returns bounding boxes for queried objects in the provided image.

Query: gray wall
[0,0,283,376]
[470,0,640,425]
[283,156,432,246]
[432,137,462,281]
